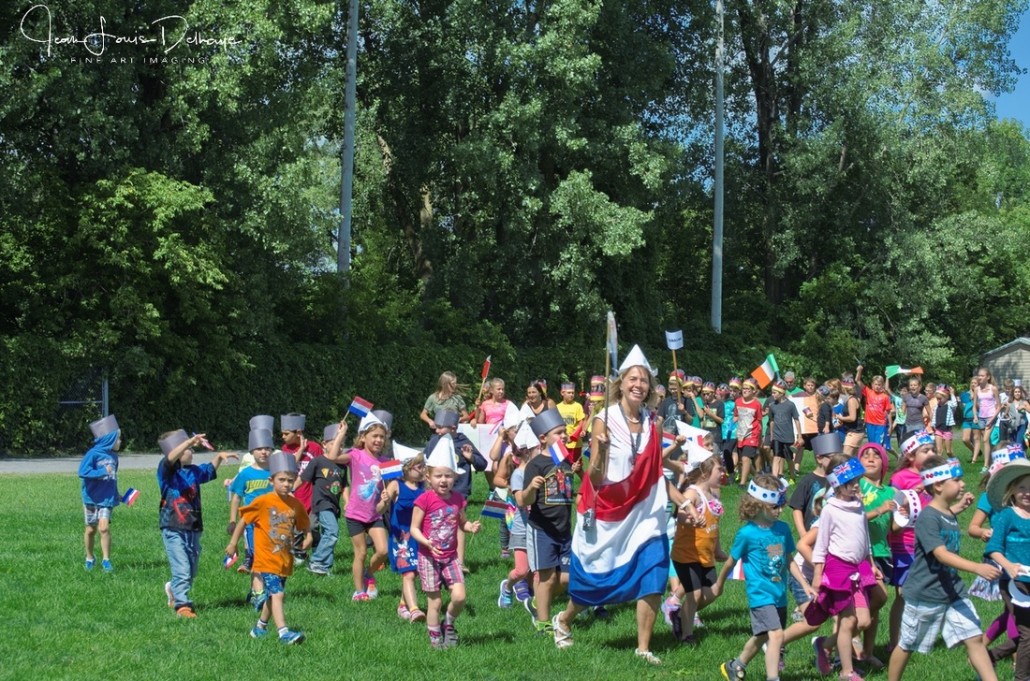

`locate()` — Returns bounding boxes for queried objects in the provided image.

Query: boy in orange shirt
[228,452,312,644]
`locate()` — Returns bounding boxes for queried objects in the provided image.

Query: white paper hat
[393,442,422,463]
[686,443,714,469]
[619,344,655,375]
[358,411,385,434]
[502,400,522,429]
[514,421,538,450]
[892,488,923,528]
[426,434,465,474]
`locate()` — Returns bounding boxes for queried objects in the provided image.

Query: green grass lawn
[0,447,1010,681]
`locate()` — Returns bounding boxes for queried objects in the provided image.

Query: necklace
[626,415,641,423]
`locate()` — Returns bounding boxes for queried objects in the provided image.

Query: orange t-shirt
[670,487,720,567]
[241,493,310,577]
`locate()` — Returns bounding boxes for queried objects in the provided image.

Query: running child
[378,445,426,622]
[79,414,122,572]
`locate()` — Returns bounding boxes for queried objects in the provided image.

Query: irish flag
[886,365,923,379]
[750,354,779,389]
[569,423,669,606]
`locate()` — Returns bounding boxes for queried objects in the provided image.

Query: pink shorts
[937,430,953,441]
[417,553,464,592]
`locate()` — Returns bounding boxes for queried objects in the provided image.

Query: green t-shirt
[860,477,895,559]
[423,393,466,418]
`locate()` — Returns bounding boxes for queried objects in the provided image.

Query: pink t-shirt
[345,447,389,523]
[887,467,930,555]
[480,400,511,425]
[414,490,467,561]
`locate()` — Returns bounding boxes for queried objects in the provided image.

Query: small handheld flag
[885,365,924,379]
[481,355,492,380]
[378,459,404,481]
[665,329,684,351]
[662,432,676,449]
[348,396,373,418]
[192,433,214,451]
[728,560,746,581]
[750,353,779,389]
[223,552,238,569]
[480,498,508,520]
[548,440,571,467]
[122,488,140,506]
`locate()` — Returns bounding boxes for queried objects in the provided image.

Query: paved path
[0,453,226,474]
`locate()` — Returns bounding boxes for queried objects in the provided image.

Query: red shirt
[734,398,763,447]
[282,440,324,512]
[862,387,892,426]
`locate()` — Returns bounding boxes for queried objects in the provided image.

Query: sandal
[634,649,662,665]
[409,608,426,623]
[552,613,573,649]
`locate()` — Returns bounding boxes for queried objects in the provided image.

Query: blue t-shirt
[722,401,737,441]
[976,492,996,517]
[730,519,796,608]
[157,458,217,532]
[230,466,272,506]
[986,507,1030,583]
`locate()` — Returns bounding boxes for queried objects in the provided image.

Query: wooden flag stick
[671,349,678,375]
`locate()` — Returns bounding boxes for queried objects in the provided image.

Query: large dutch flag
[569,419,669,606]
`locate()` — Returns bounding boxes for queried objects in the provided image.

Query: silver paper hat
[249,428,274,451]
[249,415,274,431]
[158,429,190,456]
[268,451,299,476]
[89,414,120,439]
[280,413,306,432]
[530,408,565,438]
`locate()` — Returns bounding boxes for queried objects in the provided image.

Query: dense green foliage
[1,0,1029,453]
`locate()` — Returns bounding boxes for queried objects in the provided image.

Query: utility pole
[338,0,359,277]
[710,0,725,333]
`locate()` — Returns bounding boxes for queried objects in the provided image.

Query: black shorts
[673,561,716,592]
[740,445,759,460]
[772,441,793,460]
[346,517,386,537]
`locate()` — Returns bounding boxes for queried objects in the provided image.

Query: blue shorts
[866,424,889,448]
[789,573,812,606]
[891,553,915,587]
[257,573,287,595]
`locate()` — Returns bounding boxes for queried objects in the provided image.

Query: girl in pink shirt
[477,378,512,425]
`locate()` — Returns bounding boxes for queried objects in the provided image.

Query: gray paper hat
[371,409,394,431]
[159,429,190,456]
[435,410,459,429]
[250,415,274,431]
[530,408,565,438]
[322,423,340,442]
[811,433,843,458]
[90,414,120,439]
[281,413,306,432]
[268,451,298,476]
[249,428,274,451]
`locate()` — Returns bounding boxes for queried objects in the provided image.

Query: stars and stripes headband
[902,430,935,458]
[748,478,788,507]
[921,458,963,486]
[827,457,865,488]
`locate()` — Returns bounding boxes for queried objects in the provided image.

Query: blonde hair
[1003,472,1030,508]
[683,456,719,486]
[403,453,425,473]
[740,473,782,521]
[353,423,388,450]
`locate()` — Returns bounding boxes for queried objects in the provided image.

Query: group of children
[76,364,1030,678]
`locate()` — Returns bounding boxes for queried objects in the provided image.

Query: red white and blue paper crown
[901,430,935,458]
[988,444,1026,476]
[921,458,963,486]
[748,478,788,507]
[826,457,866,488]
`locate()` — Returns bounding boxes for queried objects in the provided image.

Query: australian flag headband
[826,457,865,488]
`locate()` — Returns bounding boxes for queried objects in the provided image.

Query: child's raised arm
[325,419,350,463]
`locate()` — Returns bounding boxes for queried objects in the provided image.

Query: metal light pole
[338,0,359,276]
[710,0,725,333]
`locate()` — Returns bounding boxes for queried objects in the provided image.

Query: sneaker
[252,590,268,612]
[293,554,306,567]
[533,619,553,636]
[364,576,378,599]
[85,557,95,571]
[813,636,833,676]
[443,622,459,648]
[175,606,197,619]
[429,630,445,650]
[501,549,511,559]
[397,602,411,621]
[352,591,371,602]
[306,564,329,576]
[279,630,304,645]
[593,605,610,620]
[635,649,661,665]
[721,658,746,681]
[498,579,513,608]
[524,596,538,620]
[661,596,678,625]
[512,579,531,603]
[839,672,864,681]
[250,625,268,639]
[165,582,174,608]
[693,613,704,629]
[409,608,426,623]
[101,559,113,572]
